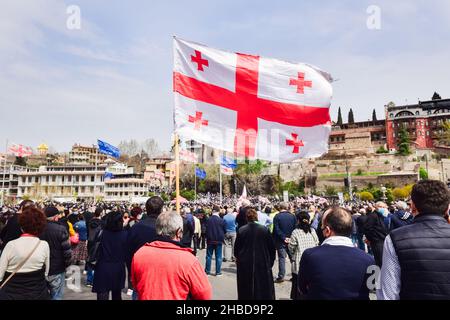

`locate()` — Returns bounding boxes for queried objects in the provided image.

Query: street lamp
[380,185,387,201]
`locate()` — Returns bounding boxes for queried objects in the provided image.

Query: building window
[52,176,56,182]
[389,113,394,118]
[426,131,429,136]
[393,133,395,138]
[415,111,419,115]
[91,176,94,182]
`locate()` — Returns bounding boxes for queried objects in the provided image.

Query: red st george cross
[174,51,330,157]
[189,111,208,130]
[286,133,304,154]
[289,72,312,94]
[191,50,209,71]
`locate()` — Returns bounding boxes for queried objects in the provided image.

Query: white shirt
[0,236,50,282]
[376,235,401,300]
[322,236,354,247]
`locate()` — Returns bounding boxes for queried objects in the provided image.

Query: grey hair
[396,201,407,210]
[279,202,289,210]
[375,201,387,208]
[156,211,183,239]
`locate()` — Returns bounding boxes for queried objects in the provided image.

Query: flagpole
[219,163,223,205]
[1,139,8,206]
[94,144,98,203]
[174,133,180,214]
[194,164,197,201]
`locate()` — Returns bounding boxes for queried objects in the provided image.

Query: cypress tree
[337,107,343,126]
[348,108,355,124]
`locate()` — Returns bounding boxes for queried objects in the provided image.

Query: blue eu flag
[195,167,206,180]
[104,172,114,180]
[97,140,120,158]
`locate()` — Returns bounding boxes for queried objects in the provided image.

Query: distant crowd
[0,179,449,300]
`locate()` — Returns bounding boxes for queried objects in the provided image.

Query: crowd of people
[0,179,449,300]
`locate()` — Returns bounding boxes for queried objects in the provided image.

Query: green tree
[282,181,303,197]
[376,146,388,154]
[397,126,411,156]
[393,187,409,200]
[324,185,337,196]
[419,167,429,180]
[14,157,27,166]
[348,108,355,124]
[359,191,374,201]
[337,107,343,126]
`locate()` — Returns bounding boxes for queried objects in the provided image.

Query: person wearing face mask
[364,201,390,266]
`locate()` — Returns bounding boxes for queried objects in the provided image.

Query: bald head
[322,206,353,237]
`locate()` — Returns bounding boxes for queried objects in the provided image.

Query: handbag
[70,233,80,246]
[0,239,41,290]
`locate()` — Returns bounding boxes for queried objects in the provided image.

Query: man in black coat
[235,208,276,300]
[125,196,164,299]
[364,201,390,266]
[273,202,296,283]
[40,206,72,300]
[181,209,195,251]
[86,206,105,286]
[0,200,34,250]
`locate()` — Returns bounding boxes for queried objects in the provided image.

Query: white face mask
[378,208,388,217]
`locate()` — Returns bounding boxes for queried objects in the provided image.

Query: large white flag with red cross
[173,37,333,163]
[8,144,33,157]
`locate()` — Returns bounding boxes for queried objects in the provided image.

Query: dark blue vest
[390,214,450,300]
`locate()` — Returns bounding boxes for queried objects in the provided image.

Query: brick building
[329,120,386,155]
[386,98,450,151]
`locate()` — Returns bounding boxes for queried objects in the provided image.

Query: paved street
[64,248,292,300]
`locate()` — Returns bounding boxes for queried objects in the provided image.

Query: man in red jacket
[131,211,212,300]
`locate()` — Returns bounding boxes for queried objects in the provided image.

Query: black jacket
[273,211,296,247]
[206,214,226,244]
[364,211,389,243]
[390,214,450,300]
[236,207,249,230]
[88,218,104,244]
[181,216,194,246]
[125,216,158,271]
[0,214,22,251]
[40,221,72,276]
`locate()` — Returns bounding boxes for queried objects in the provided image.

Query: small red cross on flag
[173,37,333,162]
[191,50,209,71]
[286,133,304,154]
[188,111,208,130]
[289,72,312,94]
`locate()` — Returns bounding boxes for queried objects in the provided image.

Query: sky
[1,0,450,153]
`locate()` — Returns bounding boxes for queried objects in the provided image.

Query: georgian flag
[8,144,33,157]
[173,37,333,163]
